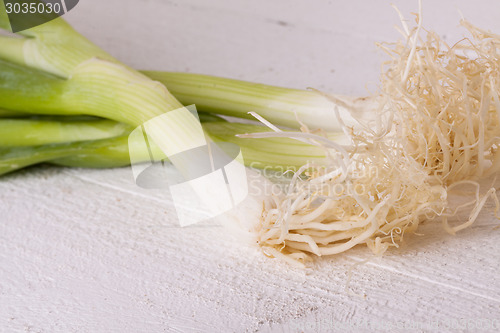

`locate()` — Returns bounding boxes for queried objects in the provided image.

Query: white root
[250,14,500,266]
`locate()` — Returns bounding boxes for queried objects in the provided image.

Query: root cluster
[255,15,500,267]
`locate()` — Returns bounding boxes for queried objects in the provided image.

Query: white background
[1,0,500,332]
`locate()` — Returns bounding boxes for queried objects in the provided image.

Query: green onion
[0,55,368,132]
[142,71,375,131]
[0,5,205,172]
[0,1,366,135]
[0,112,227,147]
[56,122,329,170]
[0,119,330,176]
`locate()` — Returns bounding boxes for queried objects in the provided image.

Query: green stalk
[0,144,79,176]
[0,109,26,117]
[0,58,184,125]
[55,123,329,170]
[0,121,329,176]
[51,136,150,169]
[0,136,143,175]
[189,122,331,170]
[0,117,131,146]
[142,71,375,131]
[0,113,225,147]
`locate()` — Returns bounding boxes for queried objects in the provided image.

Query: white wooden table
[1,1,500,332]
